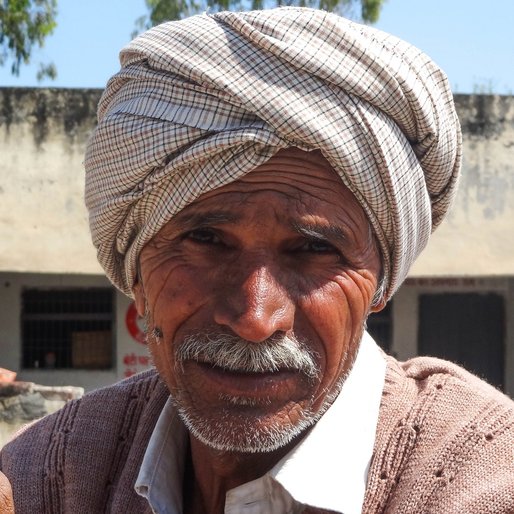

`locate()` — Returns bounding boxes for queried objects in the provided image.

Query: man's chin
[170,366,351,454]
[175,403,319,454]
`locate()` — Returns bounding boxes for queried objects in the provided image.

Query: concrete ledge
[0,381,83,448]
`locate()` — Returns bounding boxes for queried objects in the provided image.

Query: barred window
[22,288,114,370]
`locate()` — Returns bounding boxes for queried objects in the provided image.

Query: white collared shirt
[135,332,386,514]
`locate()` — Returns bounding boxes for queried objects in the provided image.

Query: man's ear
[132,281,146,317]
[369,297,387,314]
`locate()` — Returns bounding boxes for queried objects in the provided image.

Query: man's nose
[213,261,295,342]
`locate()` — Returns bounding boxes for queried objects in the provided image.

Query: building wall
[411,95,514,276]
[1,89,513,277]
[0,88,103,275]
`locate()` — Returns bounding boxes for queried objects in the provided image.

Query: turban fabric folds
[85,7,462,300]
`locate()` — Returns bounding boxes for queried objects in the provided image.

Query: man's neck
[184,435,301,514]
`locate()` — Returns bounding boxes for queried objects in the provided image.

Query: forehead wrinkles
[163,148,372,240]
[166,170,369,239]
[191,169,357,213]
[237,166,344,196]
[237,171,371,240]
[197,147,348,201]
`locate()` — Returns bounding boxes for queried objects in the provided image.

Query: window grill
[22,288,114,370]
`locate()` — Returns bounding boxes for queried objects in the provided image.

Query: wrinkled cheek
[150,269,211,340]
[143,271,209,392]
[333,275,374,330]
[301,282,355,345]
[300,280,367,402]
[345,270,377,310]
[141,333,179,402]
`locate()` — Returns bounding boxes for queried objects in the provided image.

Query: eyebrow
[167,210,351,248]
[291,221,350,247]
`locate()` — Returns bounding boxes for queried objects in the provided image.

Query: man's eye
[184,229,221,244]
[301,239,338,254]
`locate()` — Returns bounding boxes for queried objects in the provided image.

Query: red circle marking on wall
[125,302,146,345]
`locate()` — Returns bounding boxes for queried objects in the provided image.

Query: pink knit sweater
[1,356,513,513]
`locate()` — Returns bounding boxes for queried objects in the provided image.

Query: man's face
[133,148,383,453]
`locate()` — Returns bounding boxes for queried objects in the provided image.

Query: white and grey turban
[85,7,462,300]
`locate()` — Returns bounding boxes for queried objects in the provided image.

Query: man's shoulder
[365,355,514,513]
[380,353,514,436]
[3,368,164,446]
[0,369,167,513]
[1,368,167,459]
[387,354,513,409]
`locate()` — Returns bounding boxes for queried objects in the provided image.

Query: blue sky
[1,0,512,94]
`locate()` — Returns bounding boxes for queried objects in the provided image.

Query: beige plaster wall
[1,89,513,277]
[0,88,103,275]
[411,95,514,276]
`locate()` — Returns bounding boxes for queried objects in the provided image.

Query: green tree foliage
[135,0,384,35]
[0,0,57,78]
[0,0,383,78]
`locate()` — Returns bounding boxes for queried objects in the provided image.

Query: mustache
[175,333,320,379]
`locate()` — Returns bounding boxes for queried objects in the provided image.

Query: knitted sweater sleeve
[363,356,514,514]
[0,370,167,514]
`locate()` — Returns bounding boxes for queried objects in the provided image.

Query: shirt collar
[136,332,386,514]
[267,331,386,513]
[135,398,188,514]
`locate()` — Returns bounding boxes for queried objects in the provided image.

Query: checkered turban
[85,7,461,300]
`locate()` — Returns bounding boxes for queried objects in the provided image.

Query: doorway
[418,293,505,389]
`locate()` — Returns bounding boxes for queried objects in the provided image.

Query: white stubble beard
[168,332,355,454]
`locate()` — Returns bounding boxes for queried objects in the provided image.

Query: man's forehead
[155,151,371,243]
[175,149,356,212]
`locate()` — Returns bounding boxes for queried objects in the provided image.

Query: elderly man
[1,7,513,514]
